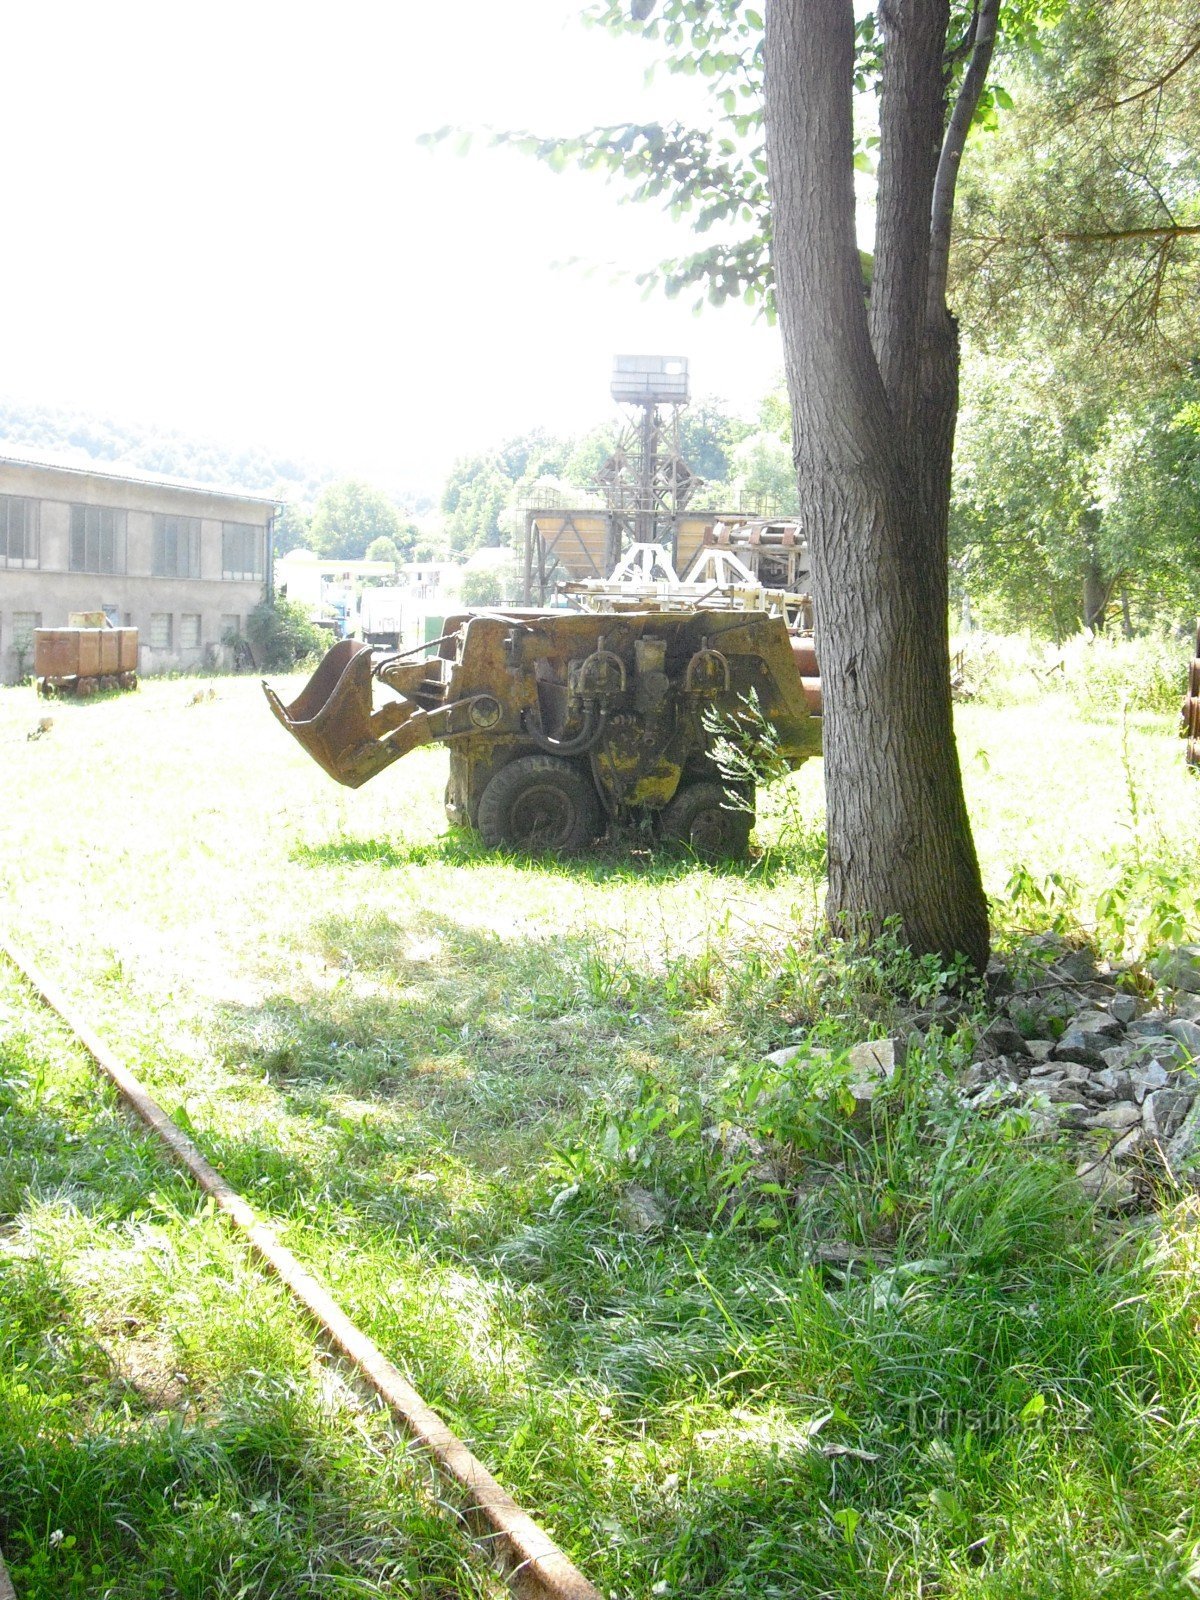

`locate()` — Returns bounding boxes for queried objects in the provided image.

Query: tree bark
[765,0,989,970]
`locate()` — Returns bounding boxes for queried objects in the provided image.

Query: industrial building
[0,450,276,683]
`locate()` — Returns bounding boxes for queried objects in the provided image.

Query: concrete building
[0,450,276,683]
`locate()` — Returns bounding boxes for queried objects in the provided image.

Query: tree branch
[926,0,999,319]
[1104,33,1200,109]
[963,222,1200,246]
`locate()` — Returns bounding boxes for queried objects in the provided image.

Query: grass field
[2,664,1199,1598]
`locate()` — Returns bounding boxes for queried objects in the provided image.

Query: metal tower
[597,355,697,569]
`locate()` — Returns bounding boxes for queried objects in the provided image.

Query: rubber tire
[477,754,603,854]
[660,781,753,862]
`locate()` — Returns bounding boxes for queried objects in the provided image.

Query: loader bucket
[264,638,413,788]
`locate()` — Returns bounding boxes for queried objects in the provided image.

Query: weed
[2,671,1200,1596]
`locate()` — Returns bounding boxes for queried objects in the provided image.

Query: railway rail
[0,935,602,1600]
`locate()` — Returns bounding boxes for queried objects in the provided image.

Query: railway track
[0,935,602,1600]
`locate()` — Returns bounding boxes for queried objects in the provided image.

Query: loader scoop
[264,638,416,788]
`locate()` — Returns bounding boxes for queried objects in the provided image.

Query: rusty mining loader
[266,607,822,859]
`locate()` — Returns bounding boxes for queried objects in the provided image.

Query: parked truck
[266,606,821,858]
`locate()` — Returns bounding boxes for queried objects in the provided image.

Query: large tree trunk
[765,0,989,969]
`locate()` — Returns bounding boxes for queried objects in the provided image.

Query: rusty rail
[0,936,602,1600]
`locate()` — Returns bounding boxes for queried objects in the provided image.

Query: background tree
[309,480,408,561]
[458,567,508,607]
[274,501,312,556]
[441,455,511,554]
[954,0,1200,366]
[365,534,404,568]
[953,350,1200,637]
[677,399,751,483]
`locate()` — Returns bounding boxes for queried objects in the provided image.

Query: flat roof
[0,443,279,505]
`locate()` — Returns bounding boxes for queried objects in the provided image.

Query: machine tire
[660,781,753,861]
[477,754,603,854]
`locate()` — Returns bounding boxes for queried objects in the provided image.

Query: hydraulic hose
[522,701,609,756]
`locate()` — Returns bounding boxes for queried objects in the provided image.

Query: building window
[222,522,262,580]
[70,505,126,574]
[152,514,201,578]
[149,613,173,649]
[11,611,42,648]
[1,497,39,568]
[180,613,201,649]
[221,613,240,638]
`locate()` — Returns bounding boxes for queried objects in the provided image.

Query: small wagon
[34,626,139,697]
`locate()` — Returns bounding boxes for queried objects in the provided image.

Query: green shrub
[242,598,327,671]
[1062,632,1188,717]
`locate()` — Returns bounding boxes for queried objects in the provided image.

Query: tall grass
[1,668,1199,1595]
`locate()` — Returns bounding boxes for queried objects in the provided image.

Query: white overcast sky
[2,0,786,493]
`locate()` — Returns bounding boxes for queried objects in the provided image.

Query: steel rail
[0,936,602,1600]
[0,1546,15,1600]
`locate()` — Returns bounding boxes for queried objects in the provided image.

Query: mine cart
[266,608,822,858]
[34,625,138,696]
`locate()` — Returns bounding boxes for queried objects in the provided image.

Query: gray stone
[1090,1066,1133,1101]
[1143,1089,1195,1144]
[1130,1012,1170,1037]
[1055,1102,1093,1128]
[1100,1044,1138,1072]
[1108,994,1138,1026]
[619,1184,667,1234]
[1056,1065,1093,1088]
[847,1039,899,1078]
[1153,945,1200,996]
[960,1062,997,1094]
[1165,1097,1200,1175]
[1165,1018,1200,1061]
[1026,1039,1056,1063]
[1110,1126,1146,1162]
[1075,1154,1135,1206]
[1129,1060,1171,1103]
[1054,1028,1115,1066]
[1082,1101,1141,1132]
[968,1081,1019,1109]
[1131,1037,1188,1071]
[766,1038,897,1121]
[1077,1009,1125,1037]
[765,1043,817,1068]
[986,956,1013,996]
[979,1019,1032,1059]
[1055,949,1100,984]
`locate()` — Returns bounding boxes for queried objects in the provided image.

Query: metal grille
[222,522,262,581]
[69,505,127,574]
[153,514,201,578]
[0,496,39,567]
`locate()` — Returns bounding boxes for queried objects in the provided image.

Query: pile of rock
[961,942,1200,1205]
[758,941,1200,1209]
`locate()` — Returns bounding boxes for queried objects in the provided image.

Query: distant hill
[0,397,424,511]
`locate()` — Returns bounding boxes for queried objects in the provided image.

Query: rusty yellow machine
[266,607,822,858]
